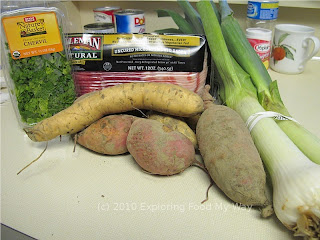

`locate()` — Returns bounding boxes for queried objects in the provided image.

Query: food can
[115,9,145,33]
[84,23,115,33]
[93,6,121,23]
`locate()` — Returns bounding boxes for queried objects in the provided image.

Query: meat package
[67,33,208,96]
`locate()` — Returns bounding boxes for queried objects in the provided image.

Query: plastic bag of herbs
[1,1,76,128]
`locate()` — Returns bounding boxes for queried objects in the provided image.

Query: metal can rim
[94,6,121,12]
[84,23,114,30]
[114,9,144,15]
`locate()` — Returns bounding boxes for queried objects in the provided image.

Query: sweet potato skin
[25,82,204,142]
[77,114,137,155]
[127,118,195,175]
[196,105,268,206]
[147,111,197,148]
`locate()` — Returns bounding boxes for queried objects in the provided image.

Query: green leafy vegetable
[8,51,76,125]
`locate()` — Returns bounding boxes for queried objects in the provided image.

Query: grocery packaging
[93,6,121,23]
[114,9,145,33]
[67,33,208,96]
[246,28,272,69]
[1,2,76,128]
[246,0,279,32]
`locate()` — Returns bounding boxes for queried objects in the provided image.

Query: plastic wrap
[68,33,208,96]
[1,1,76,128]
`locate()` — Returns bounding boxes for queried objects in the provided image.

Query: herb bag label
[2,12,63,59]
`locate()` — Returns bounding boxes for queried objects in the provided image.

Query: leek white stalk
[235,97,320,238]
[197,1,320,238]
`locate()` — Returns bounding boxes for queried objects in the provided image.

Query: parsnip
[25,82,204,142]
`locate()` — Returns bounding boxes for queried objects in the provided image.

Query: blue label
[247,1,279,20]
[115,15,131,33]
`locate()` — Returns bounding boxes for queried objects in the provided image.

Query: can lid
[115,9,144,15]
[94,6,121,11]
[246,28,272,41]
[84,23,114,30]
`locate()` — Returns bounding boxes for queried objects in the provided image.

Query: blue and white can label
[115,9,145,33]
[247,1,279,20]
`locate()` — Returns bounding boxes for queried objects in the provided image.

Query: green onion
[219,0,320,165]
[197,0,320,238]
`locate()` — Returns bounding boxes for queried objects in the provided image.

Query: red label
[134,17,145,26]
[247,38,271,62]
[24,16,36,23]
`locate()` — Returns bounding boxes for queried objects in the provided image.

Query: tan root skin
[77,114,138,155]
[24,82,204,142]
[196,105,269,206]
[127,118,195,176]
[187,84,215,130]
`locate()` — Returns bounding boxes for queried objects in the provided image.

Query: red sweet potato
[77,114,138,155]
[126,118,195,175]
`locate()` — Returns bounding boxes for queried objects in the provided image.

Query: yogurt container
[246,28,272,69]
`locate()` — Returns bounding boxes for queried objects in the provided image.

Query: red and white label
[247,38,271,62]
[24,16,36,23]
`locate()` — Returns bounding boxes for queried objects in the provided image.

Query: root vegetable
[196,105,269,206]
[148,111,197,148]
[186,84,216,131]
[76,114,138,155]
[127,118,195,175]
[24,82,204,142]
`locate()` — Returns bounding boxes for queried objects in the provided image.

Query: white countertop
[1,60,319,240]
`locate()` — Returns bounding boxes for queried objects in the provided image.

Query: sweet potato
[147,111,197,148]
[25,82,204,142]
[196,105,269,206]
[76,114,138,155]
[127,118,195,175]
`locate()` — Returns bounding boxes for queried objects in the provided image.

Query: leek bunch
[196,0,320,238]
[218,0,320,165]
[156,0,320,237]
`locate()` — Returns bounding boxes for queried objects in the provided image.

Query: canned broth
[93,6,121,23]
[84,23,115,33]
